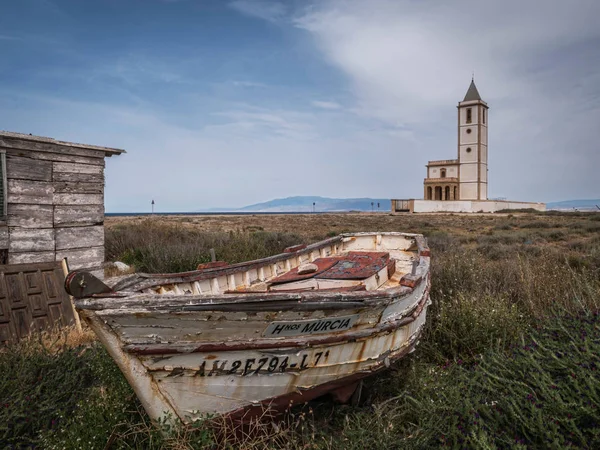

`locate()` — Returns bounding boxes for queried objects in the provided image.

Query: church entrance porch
[424,178,458,201]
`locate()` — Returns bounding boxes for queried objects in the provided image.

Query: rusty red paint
[270,252,389,285]
[197,261,229,271]
[125,279,430,355]
[315,252,389,280]
[420,249,431,257]
[400,274,422,288]
[270,257,339,284]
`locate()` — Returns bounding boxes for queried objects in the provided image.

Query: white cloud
[311,100,341,110]
[294,0,599,123]
[231,80,268,88]
[211,107,318,141]
[291,0,600,201]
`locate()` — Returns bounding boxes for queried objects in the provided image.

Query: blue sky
[1,0,598,212]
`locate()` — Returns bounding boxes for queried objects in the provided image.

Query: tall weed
[106,221,304,273]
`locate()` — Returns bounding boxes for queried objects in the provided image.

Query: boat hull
[73,232,431,424]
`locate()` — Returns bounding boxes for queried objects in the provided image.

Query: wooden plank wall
[0,137,106,271]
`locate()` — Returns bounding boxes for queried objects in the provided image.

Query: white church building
[392,79,546,213]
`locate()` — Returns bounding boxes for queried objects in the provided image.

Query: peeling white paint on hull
[71,232,431,424]
[143,310,427,420]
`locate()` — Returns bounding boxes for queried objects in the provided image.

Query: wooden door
[0,261,74,343]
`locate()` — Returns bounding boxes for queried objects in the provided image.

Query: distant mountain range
[207,196,391,213]
[201,196,599,213]
[547,199,600,211]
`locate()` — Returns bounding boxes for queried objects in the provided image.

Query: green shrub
[583,222,600,232]
[0,335,97,447]
[0,334,162,449]
[409,313,600,449]
[0,333,215,449]
[426,232,457,254]
[38,343,163,450]
[476,243,513,260]
[493,222,513,230]
[477,232,524,246]
[496,208,540,214]
[519,221,553,229]
[421,292,527,362]
[307,313,600,449]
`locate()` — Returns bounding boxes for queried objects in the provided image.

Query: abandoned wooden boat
[66,232,431,424]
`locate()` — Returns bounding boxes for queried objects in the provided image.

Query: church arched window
[466,108,472,124]
[440,169,446,178]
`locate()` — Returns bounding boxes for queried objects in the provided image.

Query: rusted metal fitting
[400,274,422,288]
[65,271,114,298]
[411,260,419,276]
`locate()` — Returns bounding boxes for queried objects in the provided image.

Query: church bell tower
[458,79,489,200]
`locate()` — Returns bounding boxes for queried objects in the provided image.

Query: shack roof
[0,131,126,157]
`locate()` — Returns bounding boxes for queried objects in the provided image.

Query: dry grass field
[3,211,600,449]
[105,211,566,237]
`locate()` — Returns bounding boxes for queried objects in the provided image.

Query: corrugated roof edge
[0,131,126,156]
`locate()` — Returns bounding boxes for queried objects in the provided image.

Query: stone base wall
[392,199,546,213]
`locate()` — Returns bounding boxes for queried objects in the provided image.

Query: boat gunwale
[75,268,429,312]
[75,286,411,311]
[107,232,428,293]
[109,235,345,291]
[75,233,430,311]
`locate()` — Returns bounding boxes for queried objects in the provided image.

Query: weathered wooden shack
[0,131,124,267]
[0,131,124,342]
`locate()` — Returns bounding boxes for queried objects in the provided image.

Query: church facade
[424,79,488,201]
[391,79,545,213]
